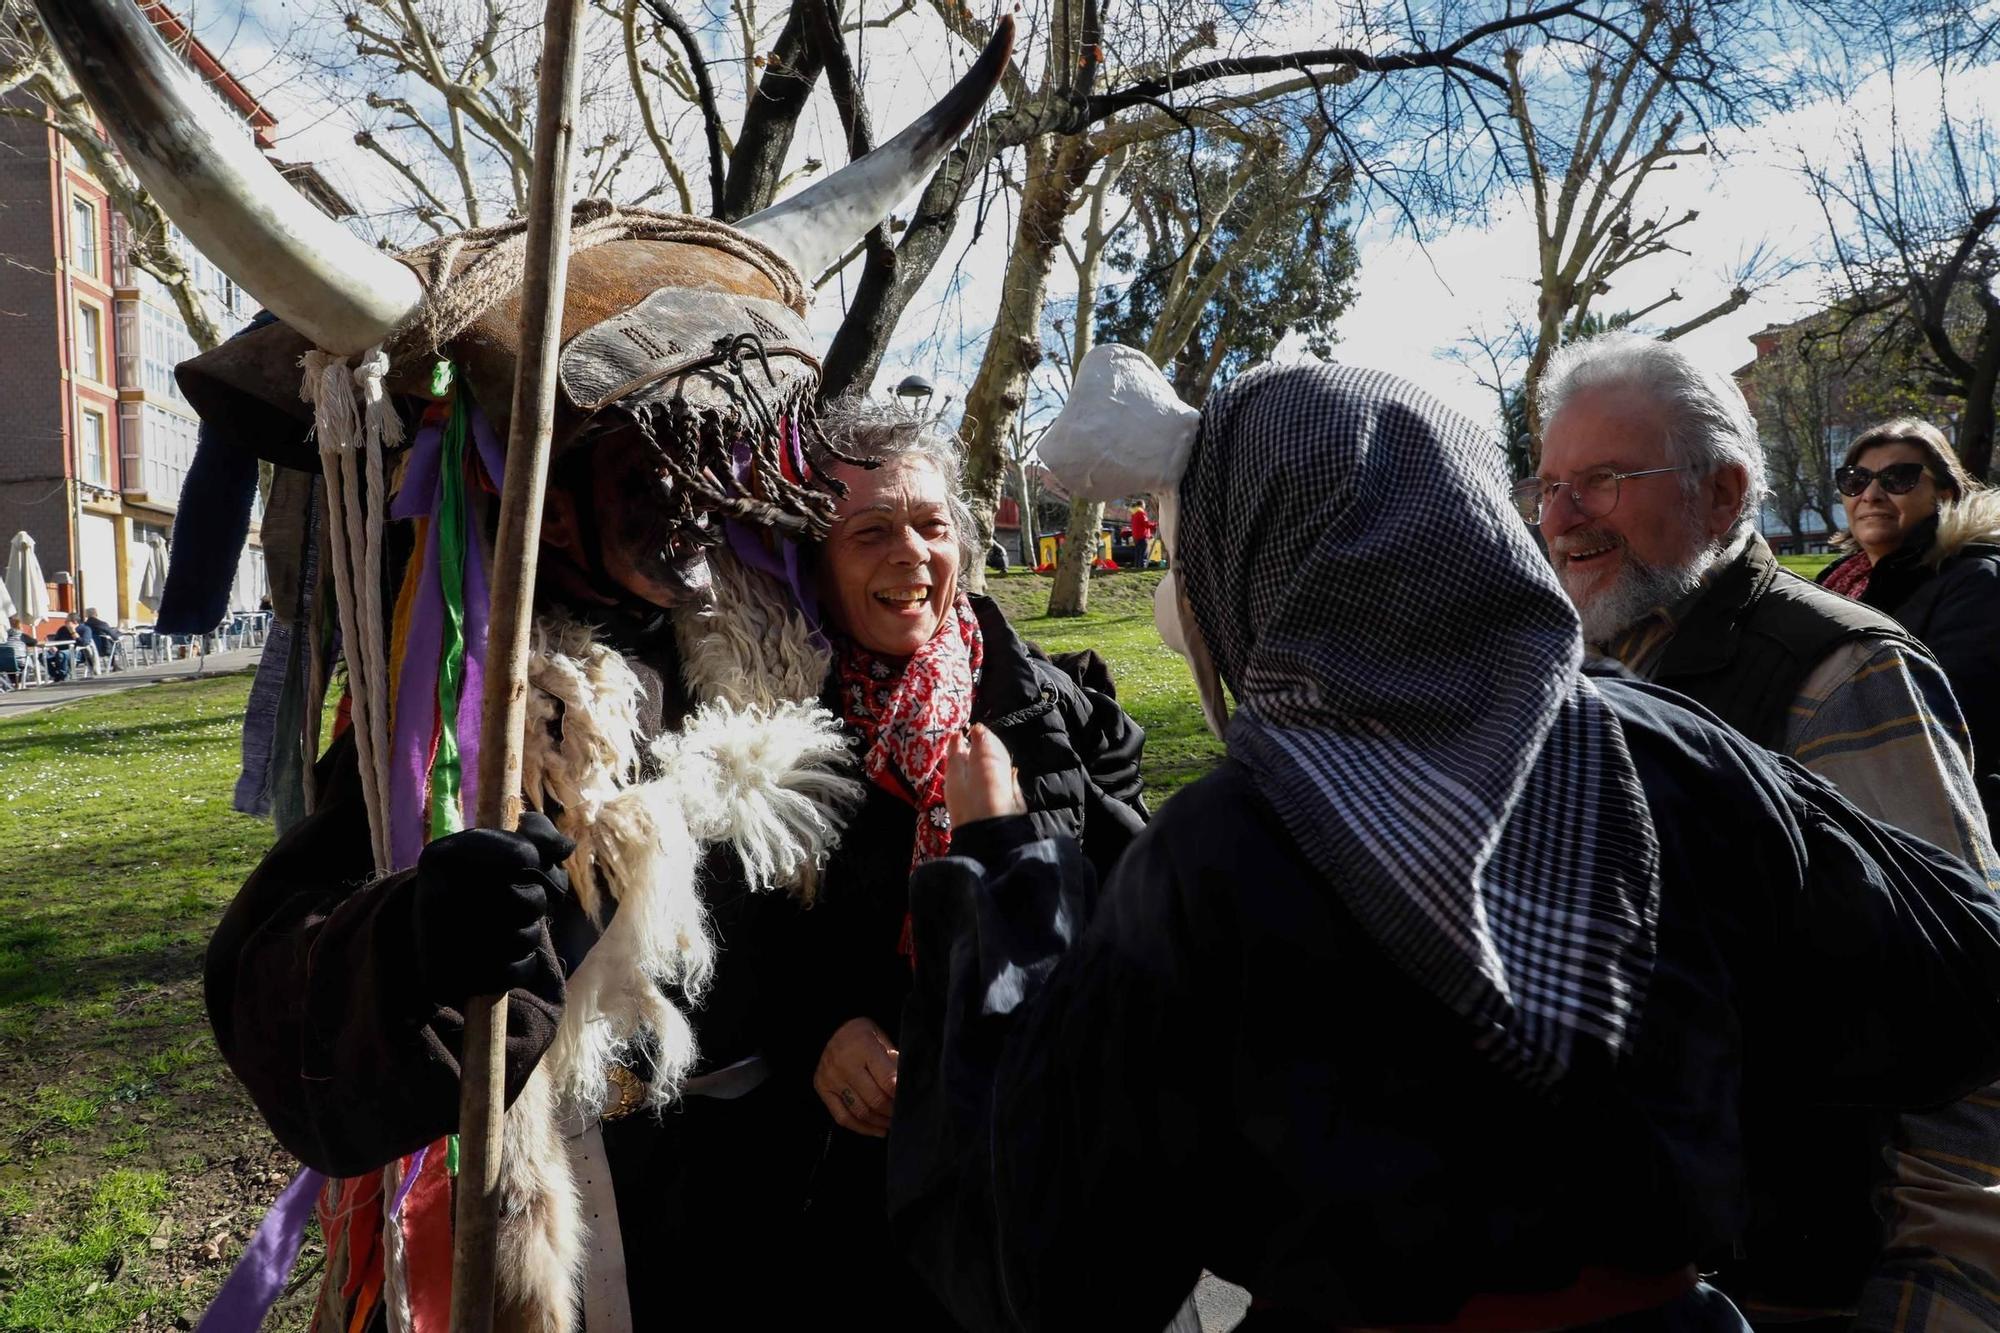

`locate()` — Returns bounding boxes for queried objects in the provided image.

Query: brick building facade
[0,5,344,628]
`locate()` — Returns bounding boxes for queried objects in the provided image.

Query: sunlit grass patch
[0,1169,172,1333]
[0,673,281,1331]
[984,570,1226,802]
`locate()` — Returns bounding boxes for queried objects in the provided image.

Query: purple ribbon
[195,1167,325,1333]
[386,402,504,869]
[388,1143,429,1218]
[725,434,825,646]
[389,419,448,870]
[457,404,502,823]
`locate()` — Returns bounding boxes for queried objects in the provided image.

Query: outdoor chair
[2,642,48,688]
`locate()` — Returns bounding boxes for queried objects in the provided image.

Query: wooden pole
[450,1,589,1329]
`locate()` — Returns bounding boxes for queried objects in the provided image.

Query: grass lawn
[981,569,1226,802]
[0,673,313,1332]
[1777,552,1839,580]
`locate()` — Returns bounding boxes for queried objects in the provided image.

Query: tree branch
[640,0,727,212]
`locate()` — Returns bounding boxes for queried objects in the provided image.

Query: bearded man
[883,354,2000,1333]
[1527,330,2000,1331]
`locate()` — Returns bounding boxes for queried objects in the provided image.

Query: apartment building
[0,4,347,626]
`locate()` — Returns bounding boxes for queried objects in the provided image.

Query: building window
[79,408,109,488]
[71,196,99,277]
[74,301,103,382]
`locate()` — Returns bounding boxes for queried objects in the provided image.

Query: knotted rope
[303,348,401,878]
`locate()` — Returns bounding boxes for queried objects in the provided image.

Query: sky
[181,0,1993,441]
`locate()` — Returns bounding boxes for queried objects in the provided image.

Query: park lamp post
[895,373,935,417]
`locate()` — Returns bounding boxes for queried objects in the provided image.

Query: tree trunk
[954,133,1093,593]
[1047,496,1102,616]
[1014,458,1038,565]
[715,5,824,221]
[1960,360,1996,482]
[1521,282,1568,455]
[1959,308,1999,482]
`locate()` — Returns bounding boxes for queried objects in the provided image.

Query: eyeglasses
[1834,462,1930,497]
[1510,466,1686,525]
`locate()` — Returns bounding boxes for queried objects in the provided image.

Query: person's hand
[943,723,1026,830]
[814,1017,898,1137]
[411,812,577,1009]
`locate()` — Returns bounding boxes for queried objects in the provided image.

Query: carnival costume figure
[30,3,1014,1329]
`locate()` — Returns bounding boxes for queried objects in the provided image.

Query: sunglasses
[1834,462,1930,497]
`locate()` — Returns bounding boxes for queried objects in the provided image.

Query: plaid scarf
[1178,363,1660,1088]
[835,592,985,869]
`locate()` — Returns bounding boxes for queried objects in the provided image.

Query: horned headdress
[35,3,1012,1328]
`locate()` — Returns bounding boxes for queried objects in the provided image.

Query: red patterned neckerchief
[835,593,984,960]
[1821,550,1873,601]
[835,591,985,866]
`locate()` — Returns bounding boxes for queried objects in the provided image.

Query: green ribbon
[428,387,470,843]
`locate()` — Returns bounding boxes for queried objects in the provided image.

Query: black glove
[411,812,578,1009]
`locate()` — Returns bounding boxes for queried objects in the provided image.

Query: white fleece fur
[494,1066,583,1333]
[1930,488,2000,567]
[659,698,862,899]
[488,562,859,1332]
[674,544,832,711]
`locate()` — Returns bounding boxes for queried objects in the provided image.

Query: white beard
[1561,530,1736,647]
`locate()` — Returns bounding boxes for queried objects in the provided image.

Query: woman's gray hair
[1541,331,1767,538]
[814,395,980,564]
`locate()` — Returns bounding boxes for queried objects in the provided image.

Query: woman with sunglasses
[1818,417,2000,830]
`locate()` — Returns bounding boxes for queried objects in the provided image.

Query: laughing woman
[771,399,1149,1327]
[1817,418,2000,830]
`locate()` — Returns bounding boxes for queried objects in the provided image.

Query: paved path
[0,646,263,719]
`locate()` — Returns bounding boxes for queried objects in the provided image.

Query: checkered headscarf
[1178,362,1660,1086]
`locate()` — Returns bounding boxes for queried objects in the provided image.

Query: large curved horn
[34,0,424,355]
[737,16,1015,283]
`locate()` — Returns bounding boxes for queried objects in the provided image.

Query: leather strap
[682,1053,771,1101]
[566,1123,632,1333]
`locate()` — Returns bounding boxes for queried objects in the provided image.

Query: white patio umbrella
[5,532,50,631]
[137,533,169,613]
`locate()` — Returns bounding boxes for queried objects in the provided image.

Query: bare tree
[1805,90,2000,478]
[1444,316,1537,474]
[0,3,223,349]
[325,0,717,236]
[1501,0,1810,445]
[1043,123,1356,615]
[817,0,1697,411]
[1741,330,1845,546]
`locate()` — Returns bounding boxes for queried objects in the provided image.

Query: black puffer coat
[766,593,1148,1329]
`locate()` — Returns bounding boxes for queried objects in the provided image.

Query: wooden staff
[451,1,590,1329]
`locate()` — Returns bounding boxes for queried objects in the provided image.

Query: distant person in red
[1128,502,1158,567]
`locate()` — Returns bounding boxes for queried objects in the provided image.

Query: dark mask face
[592,434,715,606]
[547,425,715,613]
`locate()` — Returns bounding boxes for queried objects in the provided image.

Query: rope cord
[304,349,401,877]
[392,200,807,362]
